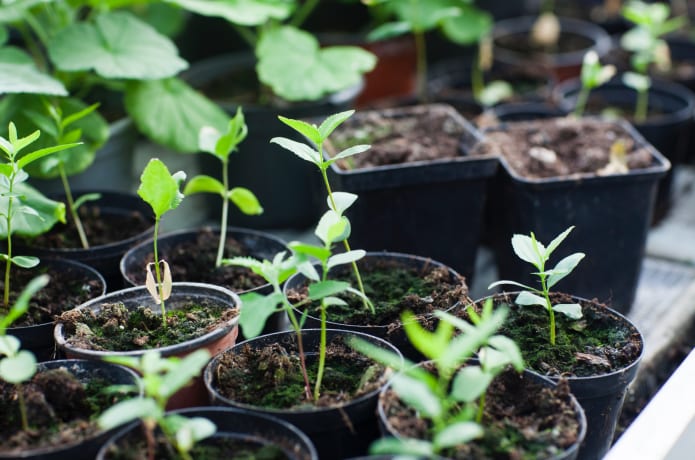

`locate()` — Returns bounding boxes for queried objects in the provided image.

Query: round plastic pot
[485,117,670,313]
[377,362,587,460]
[283,251,468,362]
[15,191,154,293]
[7,258,106,361]
[54,282,241,409]
[325,103,497,282]
[553,77,695,210]
[0,359,139,460]
[492,16,612,83]
[96,406,318,460]
[204,328,402,459]
[182,52,363,229]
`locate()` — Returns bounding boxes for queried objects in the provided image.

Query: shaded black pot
[0,359,139,460]
[484,117,669,313]
[325,103,497,282]
[97,406,318,460]
[182,52,363,229]
[471,292,643,460]
[204,329,402,459]
[377,362,587,460]
[492,16,612,83]
[14,191,154,292]
[7,258,106,361]
[554,77,695,214]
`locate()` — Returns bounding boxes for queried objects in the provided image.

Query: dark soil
[0,367,129,455]
[381,364,583,459]
[1,263,104,326]
[472,116,655,178]
[327,104,469,169]
[464,292,643,378]
[57,301,238,352]
[212,335,389,410]
[19,203,151,249]
[125,228,266,292]
[286,257,471,328]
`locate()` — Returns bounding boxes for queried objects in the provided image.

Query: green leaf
[165,0,293,26]
[318,110,354,140]
[137,158,185,219]
[48,11,187,80]
[451,365,492,402]
[228,187,263,215]
[125,77,230,153]
[511,233,543,267]
[547,253,585,288]
[174,416,216,451]
[347,336,408,373]
[545,226,575,258]
[159,349,210,399]
[366,21,412,42]
[16,142,82,171]
[388,0,462,33]
[331,144,371,161]
[257,25,376,101]
[10,255,39,268]
[0,0,49,23]
[0,62,67,96]
[622,71,651,91]
[315,210,348,245]
[73,193,101,211]
[238,292,283,339]
[552,303,583,320]
[328,192,357,214]
[0,350,36,383]
[391,373,442,419]
[488,335,524,371]
[277,116,321,147]
[441,4,492,45]
[327,250,365,269]
[287,242,331,263]
[0,182,65,237]
[487,279,534,291]
[369,437,434,456]
[183,175,225,197]
[433,421,484,449]
[98,398,160,430]
[478,80,514,108]
[402,310,452,361]
[269,136,321,165]
[514,291,547,307]
[0,336,20,356]
[308,280,351,300]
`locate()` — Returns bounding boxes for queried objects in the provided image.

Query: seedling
[620,0,687,122]
[137,158,186,327]
[573,50,617,117]
[0,274,50,431]
[271,110,370,311]
[351,300,524,457]
[98,350,216,460]
[183,107,263,268]
[488,226,585,346]
[0,122,80,308]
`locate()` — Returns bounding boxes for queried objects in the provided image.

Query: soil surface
[212,334,389,410]
[381,364,583,459]
[58,301,238,352]
[125,228,267,292]
[328,104,469,169]
[1,263,104,326]
[286,257,471,329]
[19,203,151,249]
[463,292,643,378]
[472,116,655,178]
[0,366,129,455]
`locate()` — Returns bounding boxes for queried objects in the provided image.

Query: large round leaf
[256,25,376,101]
[47,11,188,80]
[165,0,293,26]
[0,47,67,96]
[0,350,37,383]
[125,77,229,153]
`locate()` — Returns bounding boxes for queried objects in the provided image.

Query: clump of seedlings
[573,50,617,117]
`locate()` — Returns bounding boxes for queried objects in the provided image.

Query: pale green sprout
[0,274,50,432]
[488,226,585,346]
[573,50,617,117]
[351,299,524,457]
[137,158,186,327]
[184,107,263,268]
[98,350,216,460]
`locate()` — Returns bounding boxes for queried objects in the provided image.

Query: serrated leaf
[277,116,321,147]
[269,136,321,165]
[515,291,547,307]
[137,158,185,219]
[0,350,36,383]
[229,187,263,215]
[547,252,585,288]
[433,421,484,449]
[239,292,283,339]
[552,303,583,319]
[48,11,187,80]
[327,250,365,269]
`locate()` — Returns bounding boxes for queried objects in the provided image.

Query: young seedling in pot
[350,299,524,457]
[488,226,585,346]
[620,0,686,122]
[0,122,80,308]
[137,158,186,328]
[183,107,263,268]
[98,350,216,460]
[573,50,617,117]
[271,109,370,310]
[0,274,50,431]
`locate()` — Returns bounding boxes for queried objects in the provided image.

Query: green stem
[414,29,428,102]
[284,295,312,400]
[59,164,89,249]
[215,158,229,268]
[4,173,15,308]
[313,299,327,402]
[573,87,590,118]
[152,219,166,328]
[289,0,320,27]
[471,56,484,103]
[17,383,29,432]
[541,277,556,346]
[476,392,486,424]
[232,24,258,49]
[635,87,649,123]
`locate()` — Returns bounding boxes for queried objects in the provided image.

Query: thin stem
[290,0,320,27]
[414,29,428,102]
[215,158,229,268]
[313,300,327,402]
[59,164,89,249]
[4,171,16,308]
[284,295,312,400]
[152,219,166,328]
[635,87,649,123]
[541,276,556,346]
[573,87,590,118]
[232,24,258,49]
[471,55,484,103]
[476,392,486,424]
[17,383,29,432]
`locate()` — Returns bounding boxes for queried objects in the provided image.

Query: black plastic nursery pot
[481,117,669,314]
[492,16,612,83]
[204,328,402,459]
[97,406,318,460]
[554,77,695,213]
[0,359,139,460]
[377,362,587,460]
[15,191,154,293]
[325,103,497,282]
[6,258,106,361]
[468,292,644,460]
[54,282,241,409]
[182,52,363,229]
